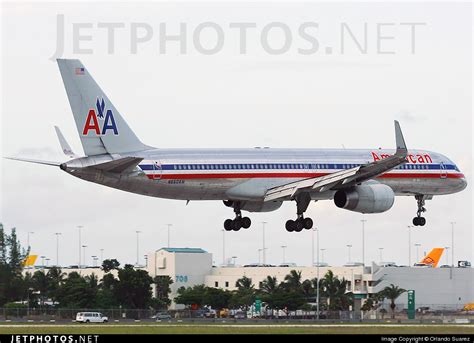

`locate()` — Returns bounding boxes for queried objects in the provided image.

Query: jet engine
[334,183,395,214]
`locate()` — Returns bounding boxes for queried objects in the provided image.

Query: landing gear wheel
[413,217,426,226]
[295,220,304,232]
[285,220,295,232]
[224,219,233,231]
[303,217,313,230]
[242,217,251,229]
[232,218,242,231]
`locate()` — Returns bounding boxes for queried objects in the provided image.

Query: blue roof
[160,248,207,254]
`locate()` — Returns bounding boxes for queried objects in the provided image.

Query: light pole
[361,219,367,266]
[281,245,287,264]
[221,229,226,265]
[166,224,172,248]
[76,226,83,268]
[261,222,267,264]
[135,230,141,266]
[45,258,50,267]
[91,256,97,267]
[346,244,352,263]
[378,247,384,262]
[144,254,148,267]
[232,256,237,266]
[320,248,326,264]
[444,247,450,266]
[316,226,320,320]
[407,225,413,266]
[27,232,34,251]
[54,233,62,266]
[40,256,45,268]
[415,243,421,262]
[100,249,104,264]
[450,222,455,267]
[311,228,316,266]
[82,245,87,268]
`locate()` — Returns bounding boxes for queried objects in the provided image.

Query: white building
[26,247,473,311]
[146,248,473,310]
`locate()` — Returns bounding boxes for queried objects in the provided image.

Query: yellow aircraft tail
[419,248,444,267]
[22,255,38,267]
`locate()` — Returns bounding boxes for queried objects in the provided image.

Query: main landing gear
[286,193,314,232]
[413,195,427,226]
[223,201,251,231]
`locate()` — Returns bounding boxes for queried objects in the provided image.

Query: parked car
[233,310,247,319]
[76,312,108,323]
[151,311,172,320]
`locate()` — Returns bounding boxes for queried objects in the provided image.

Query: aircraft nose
[459,175,468,191]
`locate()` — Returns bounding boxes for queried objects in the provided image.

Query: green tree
[46,267,65,305]
[56,272,97,308]
[174,285,207,307]
[96,273,119,308]
[283,270,303,291]
[102,259,120,273]
[31,270,49,306]
[203,287,231,310]
[115,265,153,309]
[153,275,173,309]
[320,270,353,312]
[230,277,255,310]
[378,284,406,319]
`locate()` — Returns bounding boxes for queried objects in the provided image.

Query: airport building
[28,247,473,311]
[146,247,474,310]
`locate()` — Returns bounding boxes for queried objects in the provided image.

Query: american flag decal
[75,67,85,75]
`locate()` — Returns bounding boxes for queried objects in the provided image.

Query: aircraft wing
[264,120,408,202]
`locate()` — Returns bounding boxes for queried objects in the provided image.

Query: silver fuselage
[66,148,467,206]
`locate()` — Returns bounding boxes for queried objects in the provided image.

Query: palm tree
[260,276,278,295]
[379,284,406,319]
[235,276,253,290]
[320,270,353,312]
[284,270,302,291]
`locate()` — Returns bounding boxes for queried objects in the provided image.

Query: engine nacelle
[334,183,395,214]
[240,201,283,213]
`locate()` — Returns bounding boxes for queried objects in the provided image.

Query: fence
[1,307,473,323]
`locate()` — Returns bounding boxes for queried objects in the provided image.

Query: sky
[1,1,472,269]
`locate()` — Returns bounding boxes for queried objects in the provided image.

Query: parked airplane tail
[57,59,148,156]
[419,248,444,267]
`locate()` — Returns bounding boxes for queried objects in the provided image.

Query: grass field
[1,323,474,334]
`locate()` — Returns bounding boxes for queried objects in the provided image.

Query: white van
[76,312,108,323]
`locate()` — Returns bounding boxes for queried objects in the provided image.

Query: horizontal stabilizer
[4,156,61,167]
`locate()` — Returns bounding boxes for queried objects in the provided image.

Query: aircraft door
[152,160,162,180]
[440,162,447,179]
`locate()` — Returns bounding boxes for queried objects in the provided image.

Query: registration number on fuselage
[168,180,185,184]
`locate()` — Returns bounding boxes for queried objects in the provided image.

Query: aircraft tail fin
[419,248,444,267]
[56,59,148,156]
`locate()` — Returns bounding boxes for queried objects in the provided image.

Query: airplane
[413,248,444,268]
[6,59,467,232]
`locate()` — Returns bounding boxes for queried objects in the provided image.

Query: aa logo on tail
[82,98,118,136]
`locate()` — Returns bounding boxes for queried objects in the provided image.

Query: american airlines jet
[7,60,467,232]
